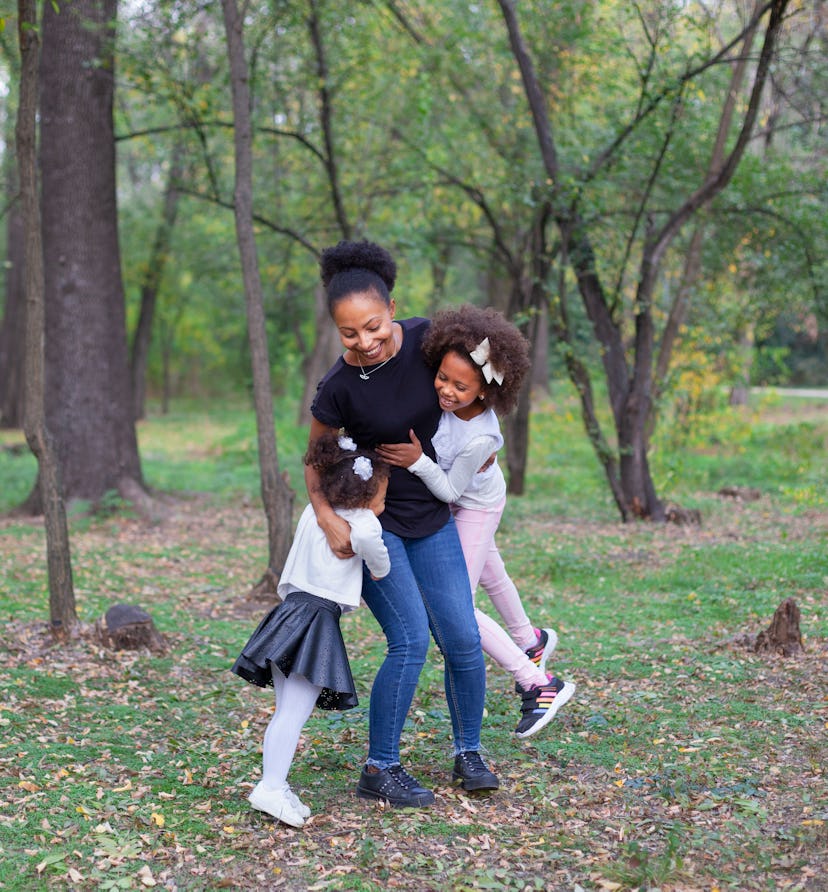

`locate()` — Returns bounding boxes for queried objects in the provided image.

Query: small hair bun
[320,240,397,292]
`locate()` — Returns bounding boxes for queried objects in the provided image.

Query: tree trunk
[651,2,762,430]
[550,243,629,519]
[0,201,25,429]
[17,0,77,634]
[729,322,756,406]
[296,0,351,427]
[131,153,183,421]
[221,0,294,582]
[499,0,789,521]
[0,54,25,431]
[529,300,549,395]
[33,0,144,512]
[298,282,341,425]
[503,381,531,495]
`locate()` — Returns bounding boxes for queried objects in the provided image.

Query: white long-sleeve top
[277,503,390,610]
[407,409,506,510]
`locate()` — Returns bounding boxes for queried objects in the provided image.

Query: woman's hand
[317,507,355,558]
[377,429,423,468]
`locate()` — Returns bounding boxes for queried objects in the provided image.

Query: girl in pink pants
[378,305,575,739]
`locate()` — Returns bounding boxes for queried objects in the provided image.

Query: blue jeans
[361,516,485,768]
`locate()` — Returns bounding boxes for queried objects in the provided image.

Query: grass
[0,388,826,891]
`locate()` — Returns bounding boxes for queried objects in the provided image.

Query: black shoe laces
[457,751,487,772]
[387,764,420,789]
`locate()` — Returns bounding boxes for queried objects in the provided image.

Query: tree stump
[97,603,167,654]
[718,485,762,502]
[664,503,702,525]
[754,597,804,657]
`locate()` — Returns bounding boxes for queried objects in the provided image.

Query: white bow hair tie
[469,337,504,385]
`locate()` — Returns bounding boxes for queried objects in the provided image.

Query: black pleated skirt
[231,591,358,710]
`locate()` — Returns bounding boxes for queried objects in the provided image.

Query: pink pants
[452,500,548,690]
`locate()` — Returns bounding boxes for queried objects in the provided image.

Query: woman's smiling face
[332,291,397,365]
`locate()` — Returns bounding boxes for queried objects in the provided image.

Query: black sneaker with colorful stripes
[514,675,576,739]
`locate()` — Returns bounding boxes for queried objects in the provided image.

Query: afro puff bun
[320,240,397,294]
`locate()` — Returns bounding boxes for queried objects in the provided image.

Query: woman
[306,239,498,807]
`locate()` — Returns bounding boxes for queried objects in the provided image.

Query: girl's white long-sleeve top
[407,408,506,510]
[277,503,390,610]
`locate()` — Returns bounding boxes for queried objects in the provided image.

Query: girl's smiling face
[332,291,397,365]
[434,350,486,420]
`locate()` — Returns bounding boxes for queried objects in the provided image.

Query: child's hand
[376,429,423,468]
[478,451,497,472]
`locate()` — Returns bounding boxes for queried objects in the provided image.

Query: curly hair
[421,305,531,415]
[320,240,397,312]
[304,431,390,510]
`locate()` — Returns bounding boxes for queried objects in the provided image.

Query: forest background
[0,1,827,890]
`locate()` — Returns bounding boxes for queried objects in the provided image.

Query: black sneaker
[452,751,499,792]
[515,627,558,692]
[525,627,558,675]
[356,764,435,807]
[514,676,576,739]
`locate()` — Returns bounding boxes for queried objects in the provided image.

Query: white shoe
[248,783,306,828]
[284,786,311,819]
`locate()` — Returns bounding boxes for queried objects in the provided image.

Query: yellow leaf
[150,812,165,827]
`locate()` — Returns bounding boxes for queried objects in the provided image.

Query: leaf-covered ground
[1,491,826,892]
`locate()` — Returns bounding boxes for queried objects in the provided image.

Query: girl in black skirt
[232,432,390,827]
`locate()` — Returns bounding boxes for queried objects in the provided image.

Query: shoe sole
[451,772,500,792]
[248,792,305,828]
[355,785,435,807]
[515,680,576,739]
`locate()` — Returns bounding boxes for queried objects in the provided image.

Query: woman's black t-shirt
[311,317,449,538]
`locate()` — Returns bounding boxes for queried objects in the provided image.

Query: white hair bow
[352,455,373,481]
[469,337,504,385]
[338,435,357,451]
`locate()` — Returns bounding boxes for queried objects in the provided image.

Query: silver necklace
[357,335,398,380]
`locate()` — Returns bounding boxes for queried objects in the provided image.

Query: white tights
[260,669,320,790]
